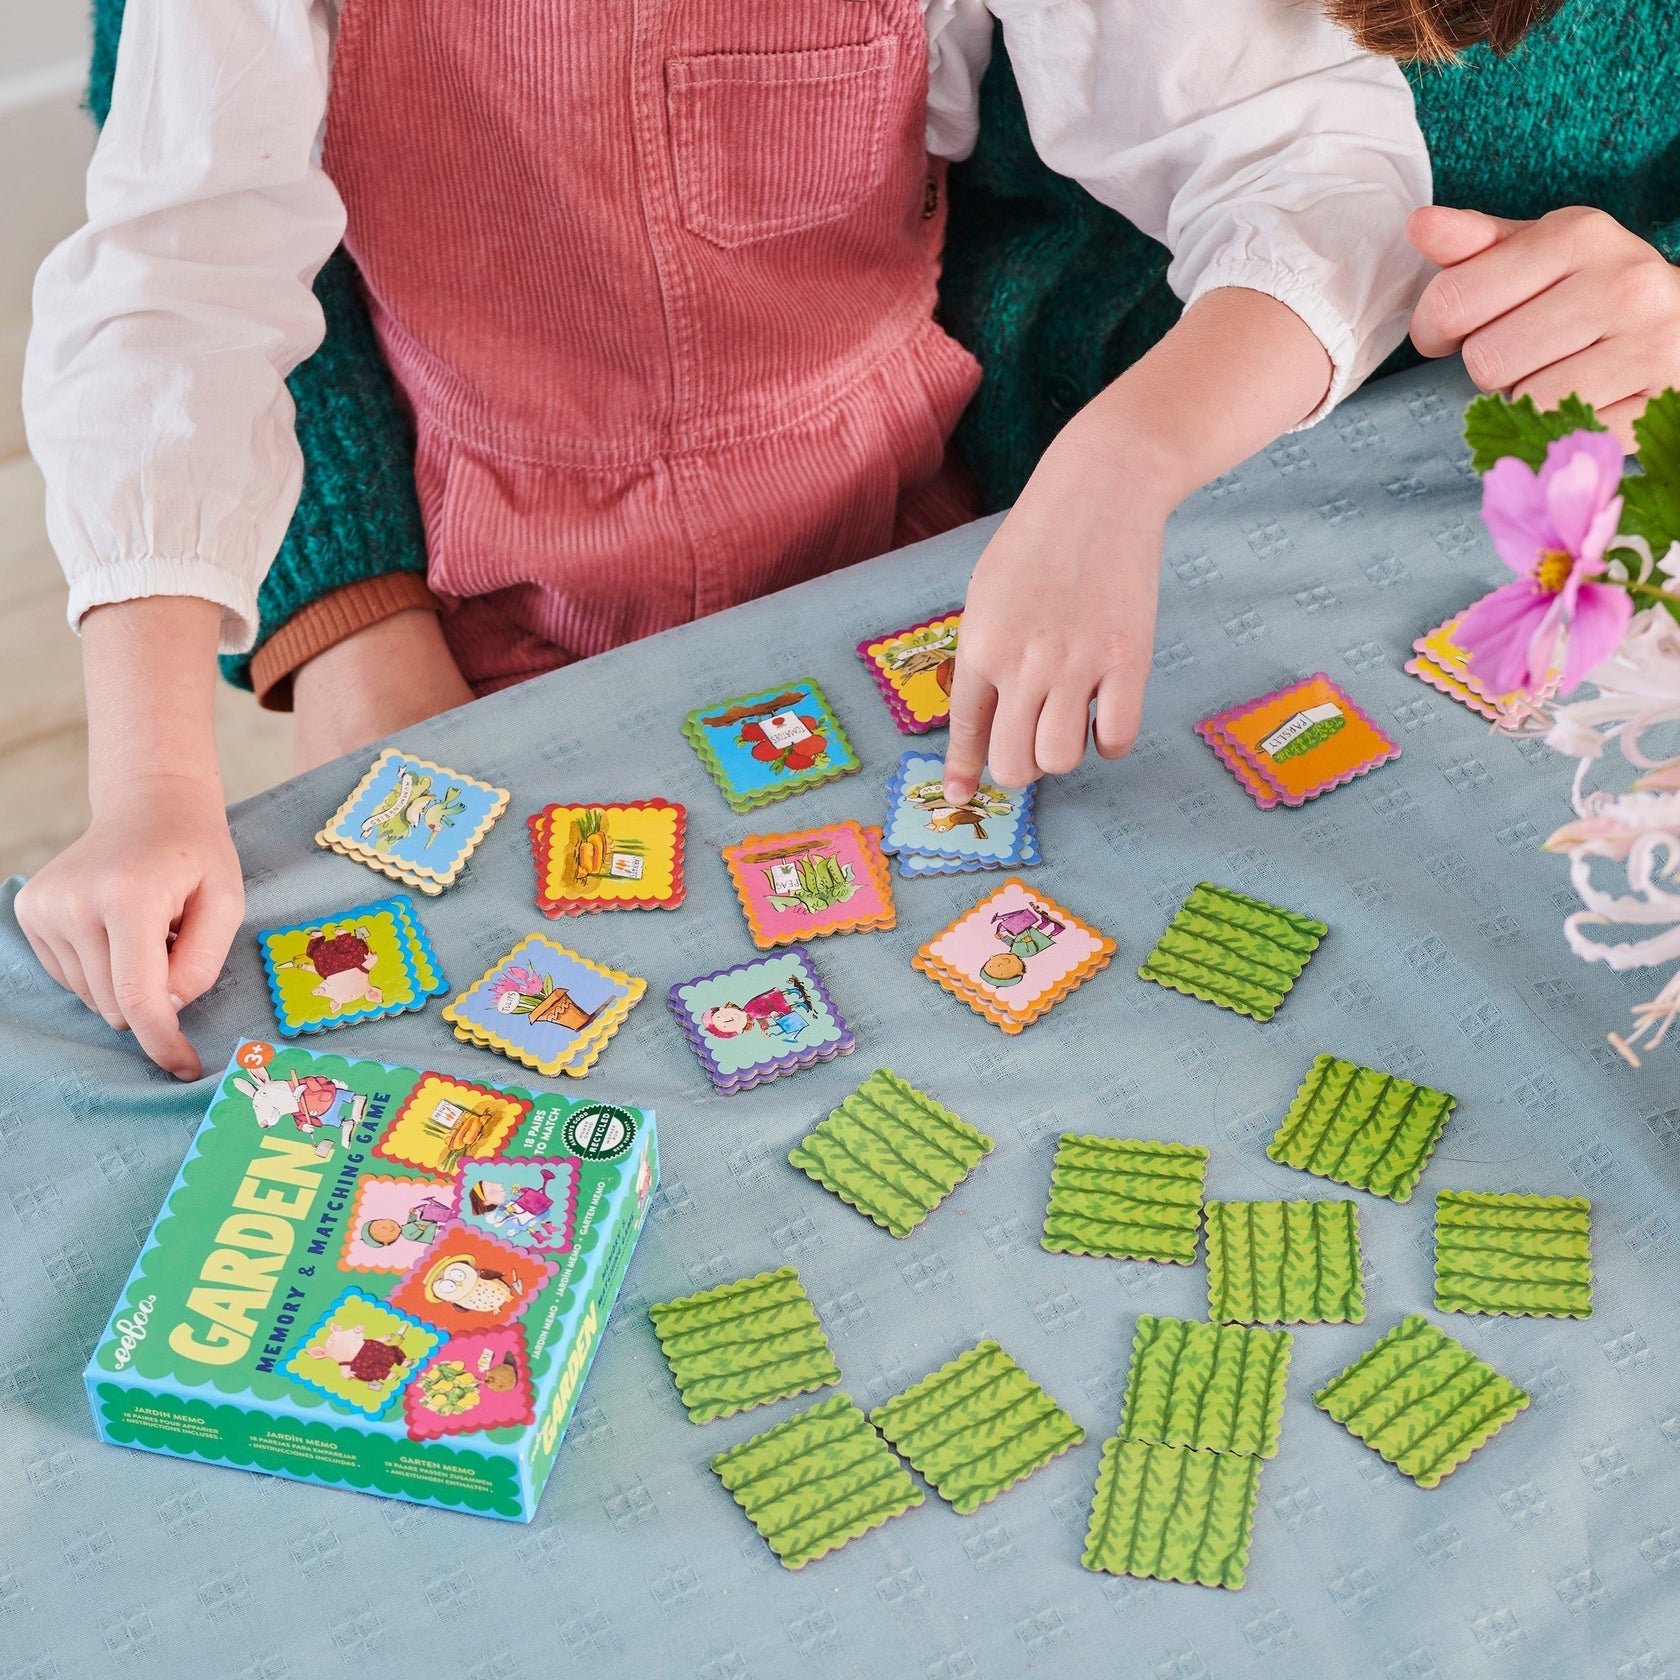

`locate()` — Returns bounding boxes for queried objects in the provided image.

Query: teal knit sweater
[86,0,1680,688]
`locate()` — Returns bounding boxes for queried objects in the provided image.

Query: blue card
[882,751,1039,867]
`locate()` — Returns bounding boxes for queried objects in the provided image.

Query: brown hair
[1323,0,1566,60]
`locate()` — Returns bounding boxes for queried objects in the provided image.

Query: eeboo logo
[110,1295,157,1368]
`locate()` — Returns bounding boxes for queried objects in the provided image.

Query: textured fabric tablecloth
[2,363,1676,1680]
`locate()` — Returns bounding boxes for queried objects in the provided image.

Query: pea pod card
[1197,674,1399,809]
[683,680,860,812]
[317,749,509,893]
[259,894,446,1036]
[528,799,686,915]
[722,821,895,947]
[668,947,855,1093]
[857,610,960,733]
[443,933,645,1078]
[881,751,1040,876]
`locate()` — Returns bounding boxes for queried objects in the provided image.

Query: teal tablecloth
[2,363,1676,1678]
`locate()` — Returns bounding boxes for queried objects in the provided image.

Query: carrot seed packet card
[912,879,1114,1034]
[1197,674,1399,809]
[882,751,1040,876]
[682,680,860,812]
[856,610,961,733]
[722,821,895,947]
[528,799,686,915]
[317,749,510,893]
[260,895,446,1036]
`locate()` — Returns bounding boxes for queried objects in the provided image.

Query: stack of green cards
[682,680,860,814]
[789,1068,993,1237]
[315,748,509,895]
[1138,883,1327,1021]
[259,894,446,1037]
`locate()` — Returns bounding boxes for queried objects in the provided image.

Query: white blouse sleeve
[989,0,1434,423]
[22,0,345,652]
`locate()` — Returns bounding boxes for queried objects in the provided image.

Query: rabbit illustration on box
[234,1063,369,1157]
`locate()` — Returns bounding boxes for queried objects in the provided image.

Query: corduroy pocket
[666,37,896,249]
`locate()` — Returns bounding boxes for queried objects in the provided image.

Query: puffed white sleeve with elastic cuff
[988,0,1434,426]
[21,0,345,654]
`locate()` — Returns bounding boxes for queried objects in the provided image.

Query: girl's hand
[16,596,237,1081]
[944,436,1164,800]
[943,287,1335,802]
[17,778,243,1080]
[1409,205,1680,447]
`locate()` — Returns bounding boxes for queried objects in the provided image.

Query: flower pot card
[668,947,855,1093]
[443,934,645,1078]
[682,680,860,812]
[722,821,895,947]
[317,749,509,893]
[856,610,961,733]
[912,879,1115,1034]
[881,751,1040,876]
[259,895,446,1036]
[529,799,686,915]
[1197,675,1399,809]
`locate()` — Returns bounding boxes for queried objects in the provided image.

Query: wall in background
[1,0,96,458]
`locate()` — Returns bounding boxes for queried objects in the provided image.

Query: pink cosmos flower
[1458,430,1632,696]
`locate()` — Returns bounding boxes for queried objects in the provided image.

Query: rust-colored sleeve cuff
[250,573,443,711]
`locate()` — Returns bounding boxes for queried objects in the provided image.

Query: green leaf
[1463,391,1606,474]
[1620,388,1680,555]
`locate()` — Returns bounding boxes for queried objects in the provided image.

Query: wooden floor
[0,450,293,878]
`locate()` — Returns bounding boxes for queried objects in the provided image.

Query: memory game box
[86,1041,657,1521]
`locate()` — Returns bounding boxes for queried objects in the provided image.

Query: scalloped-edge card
[284,1287,440,1418]
[1314,1314,1529,1488]
[402,1325,535,1441]
[316,749,509,893]
[373,1072,531,1173]
[856,610,960,733]
[1406,607,1559,723]
[722,821,895,948]
[339,1174,457,1273]
[447,1156,582,1256]
[1433,1191,1592,1318]
[528,799,686,915]
[443,934,645,1079]
[668,947,854,1093]
[1199,674,1399,808]
[882,750,1040,873]
[712,1393,924,1568]
[682,680,860,812]
[389,1225,558,1333]
[259,896,445,1036]
[912,879,1114,1034]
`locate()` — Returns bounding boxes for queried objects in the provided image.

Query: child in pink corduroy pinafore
[22,0,1434,1077]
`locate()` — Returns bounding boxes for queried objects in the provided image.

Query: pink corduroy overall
[322,0,983,692]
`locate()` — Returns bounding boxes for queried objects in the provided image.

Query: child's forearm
[1055,287,1334,516]
[82,598,225,804]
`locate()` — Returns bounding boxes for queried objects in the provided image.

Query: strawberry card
[682,680,860,813]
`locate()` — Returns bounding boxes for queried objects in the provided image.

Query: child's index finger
[108,914,200,1081]
[943,662,997,804]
